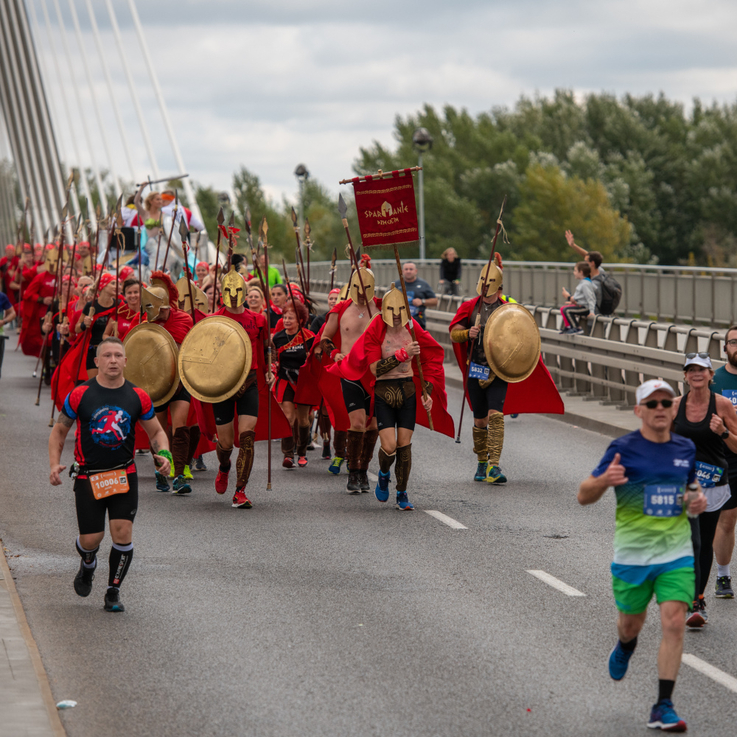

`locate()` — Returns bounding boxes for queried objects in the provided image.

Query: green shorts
[611,558,694,615]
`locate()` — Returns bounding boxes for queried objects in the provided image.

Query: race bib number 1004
[643,484,683,517]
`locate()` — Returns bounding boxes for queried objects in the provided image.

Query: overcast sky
[14,0,737,206]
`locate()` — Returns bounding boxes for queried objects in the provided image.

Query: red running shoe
[232,488,252,508]
[215,469,229,494]
[282,456,294,469]
[297,456,308,467]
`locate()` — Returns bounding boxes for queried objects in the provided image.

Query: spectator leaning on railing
[560,261,596,334]
[565,230,618,315]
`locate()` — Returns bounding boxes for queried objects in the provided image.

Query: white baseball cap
[683,352,712,370]
[635,379,677,404]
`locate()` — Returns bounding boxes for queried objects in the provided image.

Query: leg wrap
[318,412,332,438]
[76,537,99,567]
[281,434,295,457]
[187,425,201,465]
[487,412,504,466]
[378,448,396,474]
[395,444,412,492]
[334,430,347,458]
[297,424,311,456]
[216,441,233,472]
[108,542,133,588]
[472,426,487,462]
[236,431,255,488]
[171,426,190,477]
[347,430,364,471]
[359,428,379,471]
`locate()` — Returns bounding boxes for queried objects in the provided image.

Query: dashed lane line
[425,511,468,530]
[526,570,586,597]
[681,654,737,693]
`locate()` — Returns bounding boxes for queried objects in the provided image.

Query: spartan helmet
[176,277,208,313]
[338,283,349,301]
[348,267,375,305]
[141,286,169,322]
[476,259,503,298]
[43,247,60,274]
[381,284,409,327]
[221,266,246,308]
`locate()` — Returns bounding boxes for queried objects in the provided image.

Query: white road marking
[526,570,586,597]
[425,511,468,529]
[682,654,737,693]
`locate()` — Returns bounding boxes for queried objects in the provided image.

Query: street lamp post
[412,128,433,261]
[294,163,310,232]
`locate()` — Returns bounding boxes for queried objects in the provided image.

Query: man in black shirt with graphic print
[48,337,171,613]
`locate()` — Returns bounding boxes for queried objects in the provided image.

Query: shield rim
[122,322,180,406]
[482,302,541,383]
[177,315,253,403]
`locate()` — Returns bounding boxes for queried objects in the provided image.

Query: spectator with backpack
[564,230,622,316]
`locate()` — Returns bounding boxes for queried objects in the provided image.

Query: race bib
[643,484,683,517]
[721,389,737,408]
[89,469,129,500]
[469,362,490,381]
[694,461,724,489]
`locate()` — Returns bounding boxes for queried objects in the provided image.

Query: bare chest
[340,304,372,352]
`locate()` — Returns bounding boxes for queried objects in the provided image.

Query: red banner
[351,171,419,248]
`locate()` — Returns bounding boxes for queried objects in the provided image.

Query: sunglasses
[640,399,674,409]
[685,352,710,360]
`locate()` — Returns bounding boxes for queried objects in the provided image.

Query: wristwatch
[721,430,730,440]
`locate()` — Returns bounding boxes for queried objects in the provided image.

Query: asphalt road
[1,344,737,736]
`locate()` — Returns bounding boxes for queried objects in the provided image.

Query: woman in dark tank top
[672,353,737,626]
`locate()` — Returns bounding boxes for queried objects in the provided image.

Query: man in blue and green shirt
[579,379,707,732]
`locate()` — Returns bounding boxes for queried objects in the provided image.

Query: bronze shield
[177,315,253,403]
[123,323,180,405]
[483,303,541,383]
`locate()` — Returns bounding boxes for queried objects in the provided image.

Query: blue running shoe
[172,475,192,495]
[328,456,344,475]
[608,640,634,681]
[474,462,487,482]
[155,472,170,492]
[375,471,390,502]
[486,465,507,484]
[396,491,414,511]
[647,699,686,732]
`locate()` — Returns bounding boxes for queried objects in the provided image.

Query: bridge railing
[295,260,737,327]
[306,282,728,408]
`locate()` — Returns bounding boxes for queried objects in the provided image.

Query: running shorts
[74,471,139,535]
[212,379,259,425]
[341,378,371,415]
[467,375,508,419]
[611,557,694,614]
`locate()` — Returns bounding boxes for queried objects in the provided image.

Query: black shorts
[724,474,737,511]
[74,471,139,535]
[212,379,259,425]
[467,376,508,419]
[154,382,191,413]
[374,379,416,432]
[341,378,371,415]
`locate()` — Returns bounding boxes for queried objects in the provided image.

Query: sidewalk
[443,362,639,438]
[0,541,65,737]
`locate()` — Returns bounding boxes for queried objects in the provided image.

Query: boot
[187,425,201,467]
[358,428,379,491]
[281,433,295,469]
[375,448,396,503]
[215,441,233,494]
[472,425,487,482]
[486,412,507,484]
[236,431,255,489]
[334,430,347,459]
[297,425,311,467]
[395,444,414,510]
[346,430,364,493]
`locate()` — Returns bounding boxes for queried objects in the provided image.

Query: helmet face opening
[381,284,409,327]
[348,268,375,305]
[222,267,246,308]
[43,247,60,274]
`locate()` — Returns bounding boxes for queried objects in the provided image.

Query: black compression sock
[76,537,99,568]
[108,542,134,588]
[658,679,675,702]
[620,636,637,652]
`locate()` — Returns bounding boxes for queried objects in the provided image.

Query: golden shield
[177,315,252,403]
[123,323,180,405]
[483,303,540,383]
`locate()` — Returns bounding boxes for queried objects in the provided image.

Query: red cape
[449,297,564,415]
[19,271,57,356]
[336,315,455,438]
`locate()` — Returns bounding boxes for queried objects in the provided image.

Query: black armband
[375,355,401,377]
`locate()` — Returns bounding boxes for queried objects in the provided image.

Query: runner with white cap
[578,378,707,733]
[671,352,737,628]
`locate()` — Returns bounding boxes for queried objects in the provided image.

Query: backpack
[597,274,622,315]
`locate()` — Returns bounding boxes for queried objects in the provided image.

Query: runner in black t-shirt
[48,337,171,613]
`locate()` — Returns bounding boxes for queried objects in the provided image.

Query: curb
[0,540,66,737]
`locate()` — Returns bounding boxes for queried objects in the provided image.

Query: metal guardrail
[307,282,730,409]
[297,259,737,327]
